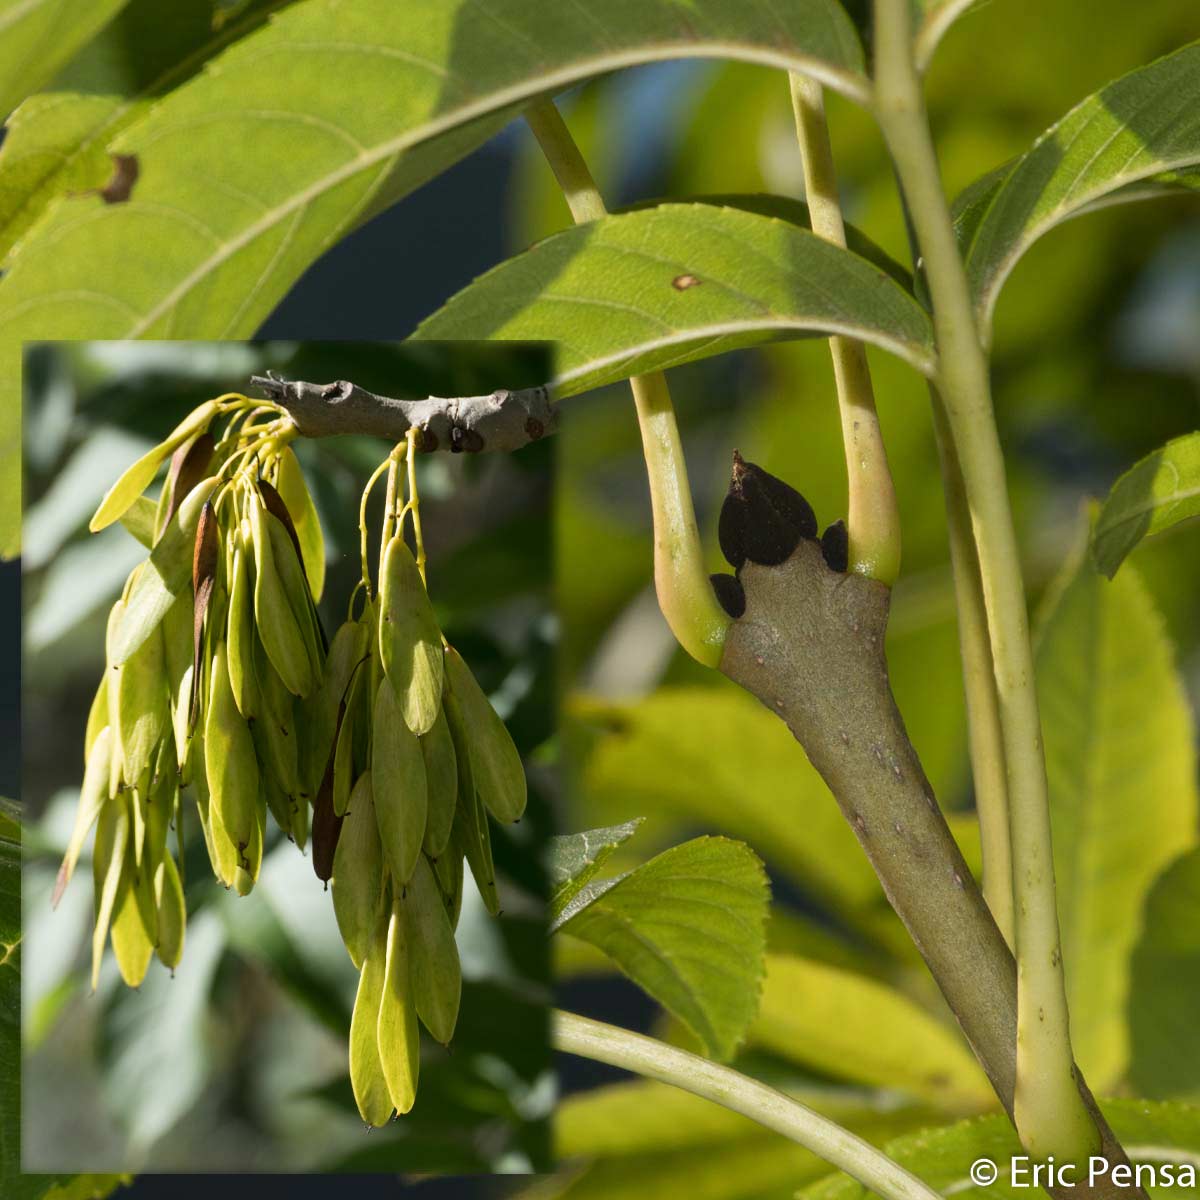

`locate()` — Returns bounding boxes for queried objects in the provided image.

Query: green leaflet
[1129,848,1200,1099]
[444,647,526,823]
[559,837,769,1062]
[371,679,428,885]
[378,535,443,736]
[548,819,643,925]
[89,399,219,532]
[333,774,384,970]
[416,204,937,391]
[379,901,420,1116]
[957,41,1200,334]
[1035,544,1198,1091]
[1092,432,1200,577]
[111,474,218,665]
[750,955,992,1110]
[403,854,461,1045]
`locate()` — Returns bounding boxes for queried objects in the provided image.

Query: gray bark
[251,374,556,452]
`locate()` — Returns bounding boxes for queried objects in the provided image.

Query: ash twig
[250,373,557,453]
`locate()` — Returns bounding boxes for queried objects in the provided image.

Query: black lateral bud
[719,450,818,568]
[821,520,849,573]
[710,573,746,619]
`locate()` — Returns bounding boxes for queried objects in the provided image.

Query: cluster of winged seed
[325,471,528,1123]
[55,397,529,1125]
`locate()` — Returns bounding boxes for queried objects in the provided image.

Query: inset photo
[21,340,556,1174]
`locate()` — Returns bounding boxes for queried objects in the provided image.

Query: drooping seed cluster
[325,443,527,1121]
[56,395,528,1124]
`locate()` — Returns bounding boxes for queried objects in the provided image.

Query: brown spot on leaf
[672,273,702,291]
[99,154,139,204]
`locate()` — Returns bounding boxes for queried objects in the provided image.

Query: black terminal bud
[710,573,746,619]
[718,450,818,569]
[821,520,849,573]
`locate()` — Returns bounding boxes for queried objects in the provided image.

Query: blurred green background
[21,341,556,1174]
[506,2,1200,1195]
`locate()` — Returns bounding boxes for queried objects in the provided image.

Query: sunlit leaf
[416,203,936,392]
[548,819,643,926]
[1129,848,1200,1099]
[1092,433,1200,577]
[0,0,286,262]
[801,1099,1200,1200]
[1036,543,1198,1091]
[575,688,881,916]
[0,0,867,554]
[553,1098,930,1200]
[0,0,130,117]
[748,954,993,1111]
[537,1134,845,1200]
[560,836,768,1061]
[957,41,1200,334]
[558,1075,926,1160]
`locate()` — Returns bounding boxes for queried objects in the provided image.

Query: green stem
[525,97,728,666]
[873,0,1096,1161]
[929,393,1014,947]
[554,1010,942,1200]
[789,73,902,586]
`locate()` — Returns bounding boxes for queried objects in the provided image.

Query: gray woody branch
[251,373,557,453]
